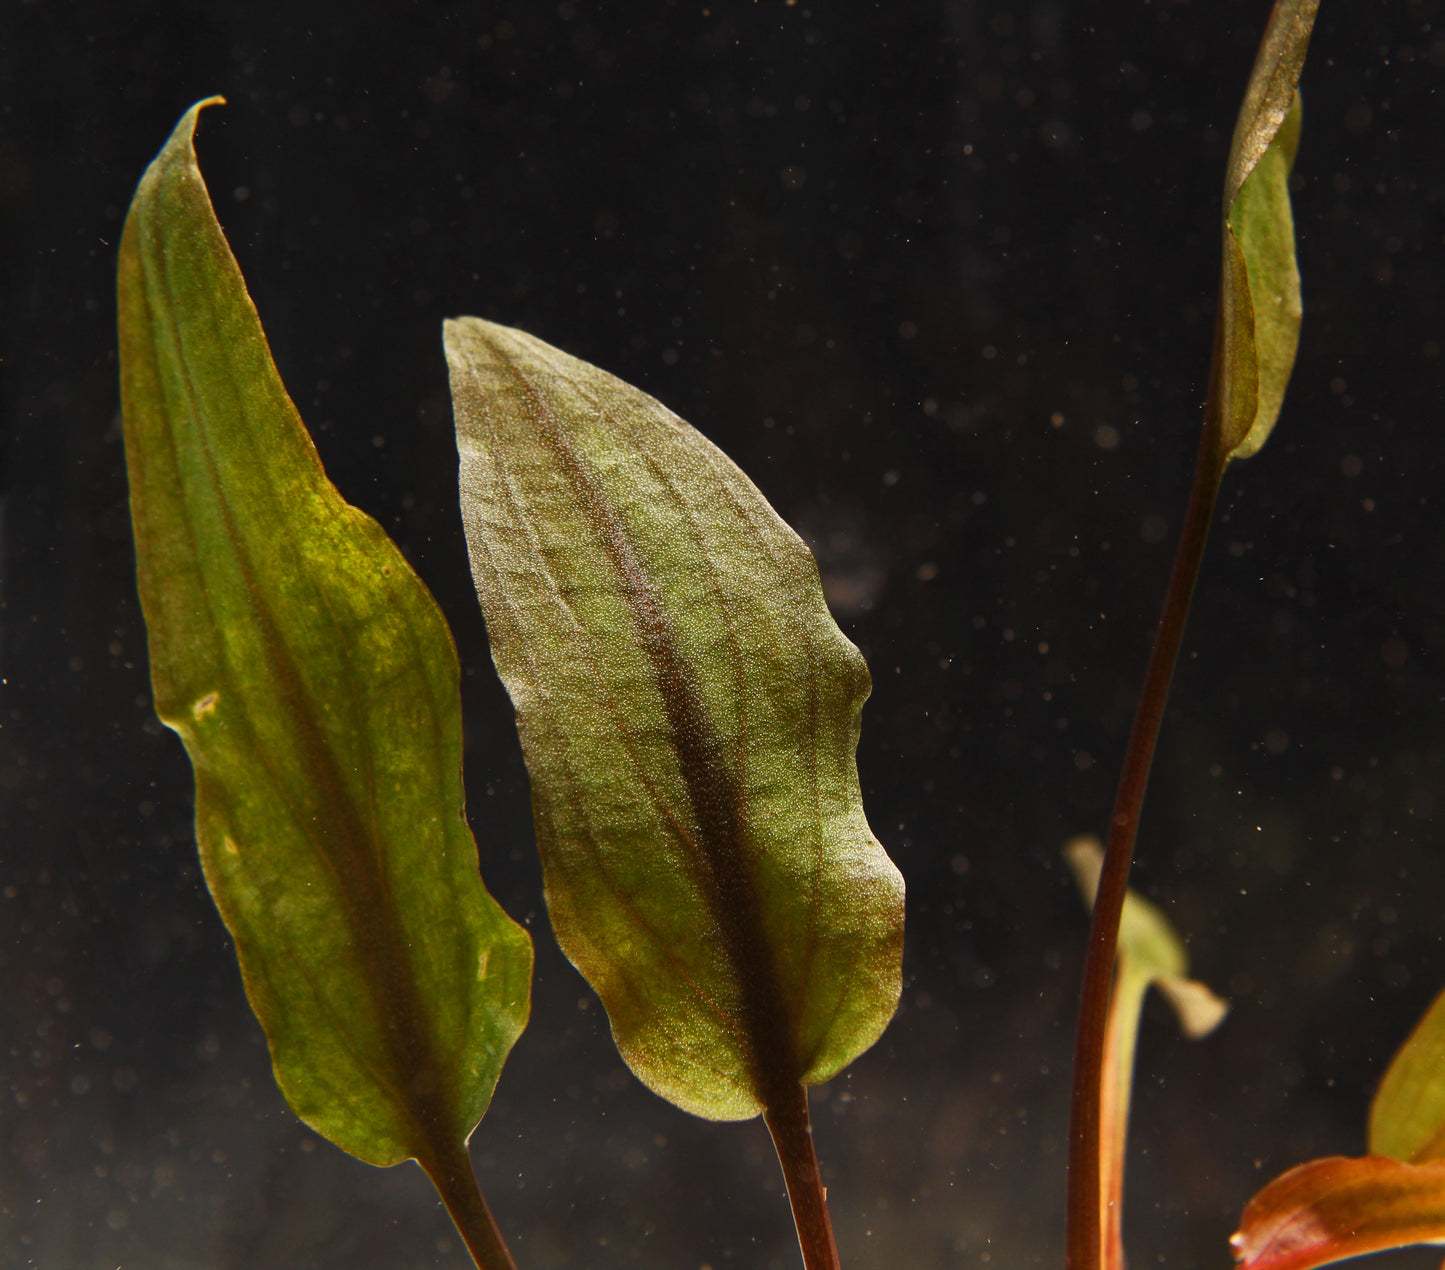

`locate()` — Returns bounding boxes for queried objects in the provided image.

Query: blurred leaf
[1370,986,1445,1163]
[1232,1155,1445,1270]
[1067,836,1228,1270]
[447,317,905,1121]
[118,101,533,1172]
[1213,0,1317,461]
[1066,837,1229,1037]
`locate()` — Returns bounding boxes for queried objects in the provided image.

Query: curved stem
[419,1137,520,1270]
[766,1083,841,1270]
[1064,427,1227,1270]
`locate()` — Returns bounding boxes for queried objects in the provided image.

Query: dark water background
[4,1,1445,1266]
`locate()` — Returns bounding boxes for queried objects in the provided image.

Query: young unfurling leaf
[1213,0,1317,462]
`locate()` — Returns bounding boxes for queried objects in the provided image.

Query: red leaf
[1233,1154,1445,1270]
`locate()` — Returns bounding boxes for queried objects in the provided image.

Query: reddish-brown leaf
[1233,1154,1445,1270]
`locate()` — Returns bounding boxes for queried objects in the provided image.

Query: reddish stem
[766,1083,842,1270]
[419,1137,520,1270]
[1064,427,1227,1270]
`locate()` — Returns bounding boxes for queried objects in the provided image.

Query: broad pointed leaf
[1214,0,1317,461]
[1233,1155,1445,1270]
[119,101,533,1172]
[1370,986,1445,1163]
[447,317,905,1121]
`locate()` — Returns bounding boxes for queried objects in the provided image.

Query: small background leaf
[448,316,904,1122]
[1067,836,1227,1270]
[1370,986,1445,1163]
[119,102,532,1169]
[1065,836,1229,1039]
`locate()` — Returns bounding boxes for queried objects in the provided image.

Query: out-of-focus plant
[1065,838,1229,1270]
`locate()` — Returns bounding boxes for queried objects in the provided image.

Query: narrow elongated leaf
[1370,986,1445,1163]
[1233,1155,1445,1270]
[119,101,533,1172]
[1214,0,1317,461]
[1067,837,1227,1270]
[447,317,905,1122]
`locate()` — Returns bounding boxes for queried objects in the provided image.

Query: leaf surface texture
[448,317,904,1119]
[119,101,532,1168]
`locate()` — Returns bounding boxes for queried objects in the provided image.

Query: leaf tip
[1157,976,1230,1040]
[174,95,228,147]
[1063,834,1103,906]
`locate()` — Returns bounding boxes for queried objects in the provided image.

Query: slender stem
[765,1083,841,1270]
[1063,426,1227,1270]
[419,1137,520,1270]
[1099,969,1152,1270]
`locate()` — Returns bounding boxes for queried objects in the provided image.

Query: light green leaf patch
[448,317,905,1121]
[1371,986,1445,1164]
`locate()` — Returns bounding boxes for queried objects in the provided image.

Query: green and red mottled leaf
[119,101,532,1179]
[446,316,904,1123]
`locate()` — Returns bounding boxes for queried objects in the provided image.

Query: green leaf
[118,101,533,1172]
[446,317,905,1122]
[1370,986,1445,1163]
[1214,0,1318,461]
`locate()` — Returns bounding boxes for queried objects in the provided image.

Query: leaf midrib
[502,358,804,1104]
[133,168,462,1153]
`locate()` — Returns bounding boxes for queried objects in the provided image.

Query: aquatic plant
[109,1,1445,1267]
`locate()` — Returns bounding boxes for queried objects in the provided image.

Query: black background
[4,1,1445,1267]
